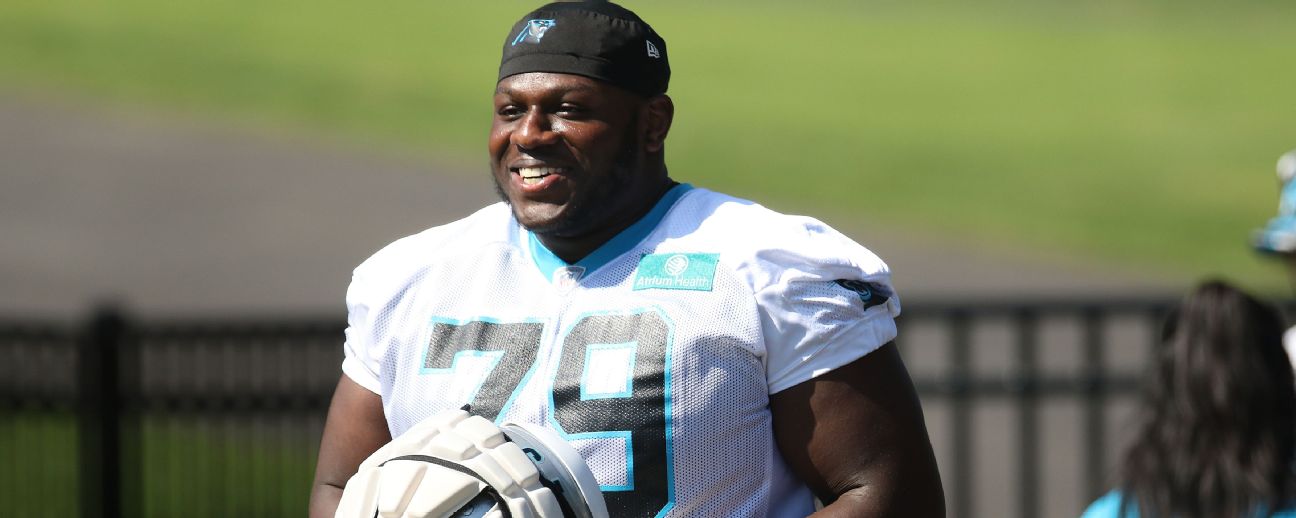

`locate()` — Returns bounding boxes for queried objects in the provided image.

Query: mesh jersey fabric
[342,184,900,518]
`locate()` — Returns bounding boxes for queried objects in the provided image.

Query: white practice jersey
[342,184,900,518]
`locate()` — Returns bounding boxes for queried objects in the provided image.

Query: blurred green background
[3,0,1294,292]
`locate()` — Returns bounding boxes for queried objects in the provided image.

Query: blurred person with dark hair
[1081,280,1296,518]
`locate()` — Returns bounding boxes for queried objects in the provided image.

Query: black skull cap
[498,1,669,97]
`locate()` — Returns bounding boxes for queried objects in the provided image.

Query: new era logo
[646,40,661,58]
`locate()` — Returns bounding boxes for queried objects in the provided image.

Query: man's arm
[770,342,945,517]
[309,375,391,518]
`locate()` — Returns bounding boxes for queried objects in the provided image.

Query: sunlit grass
[0,412,318,517]
[2,0,1293,290]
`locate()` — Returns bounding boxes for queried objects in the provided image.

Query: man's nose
[513,110,559,149]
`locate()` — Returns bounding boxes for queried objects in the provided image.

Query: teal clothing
[1082,491,1296,518]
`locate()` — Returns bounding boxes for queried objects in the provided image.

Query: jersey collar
[527,183,692,281]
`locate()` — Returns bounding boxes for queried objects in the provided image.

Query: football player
[311,2,945,517]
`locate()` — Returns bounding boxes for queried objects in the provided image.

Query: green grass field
[0,411,317,517]
[3,0,1294,291]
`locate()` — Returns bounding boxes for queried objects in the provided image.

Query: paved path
[0,96,1174,317]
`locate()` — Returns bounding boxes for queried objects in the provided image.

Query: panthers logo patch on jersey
[834,279,889,310]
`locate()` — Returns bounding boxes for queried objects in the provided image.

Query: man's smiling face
[489,72,649,239]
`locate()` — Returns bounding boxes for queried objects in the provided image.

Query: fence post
[1015,309,1039,518]
[947,310,972,518]
[77,305,127,518]
[1082,307,1106,500]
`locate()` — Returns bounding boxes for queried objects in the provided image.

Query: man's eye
[497,106,524,118]
[556,104,585,117]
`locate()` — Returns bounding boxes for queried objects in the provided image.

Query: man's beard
[492,117,643,237]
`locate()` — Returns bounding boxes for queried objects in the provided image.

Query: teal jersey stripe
[527,183,693,281]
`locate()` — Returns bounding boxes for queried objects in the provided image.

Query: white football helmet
[335,409,608,518]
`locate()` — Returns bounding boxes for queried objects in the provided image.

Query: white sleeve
[342,265,383,395]
[755,219,901,394]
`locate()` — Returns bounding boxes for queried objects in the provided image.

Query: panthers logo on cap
[512,19,556,46]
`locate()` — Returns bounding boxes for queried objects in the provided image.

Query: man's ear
[643,95,674,154]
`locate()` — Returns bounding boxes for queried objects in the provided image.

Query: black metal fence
[0,308,344,518]
[898,299,1169,518]
[0,297,1265,518]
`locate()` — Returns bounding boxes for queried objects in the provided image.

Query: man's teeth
[518,167,561,185]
